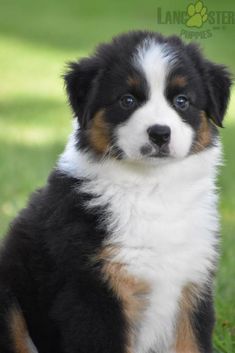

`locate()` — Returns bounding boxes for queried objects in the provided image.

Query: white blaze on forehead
[133,38,175,95]
[116,38,194,161]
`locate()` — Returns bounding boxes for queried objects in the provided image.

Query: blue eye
[173,95,189,111]
[120,94,136,110]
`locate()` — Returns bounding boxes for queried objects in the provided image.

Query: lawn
[0,0,234,351]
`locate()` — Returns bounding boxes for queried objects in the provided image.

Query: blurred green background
[0,0,234,351]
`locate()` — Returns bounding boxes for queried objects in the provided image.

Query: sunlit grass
[0,35,83,100]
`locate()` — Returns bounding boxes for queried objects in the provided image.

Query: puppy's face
[65,32,231,162]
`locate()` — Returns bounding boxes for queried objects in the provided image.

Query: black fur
[185,43,231,127]
[0,171,126,353]
[192,288,215,353]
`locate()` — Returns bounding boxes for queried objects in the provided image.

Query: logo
[186,1,208,28]
[156,1,235,39]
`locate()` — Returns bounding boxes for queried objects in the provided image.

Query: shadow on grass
[0,139,65,234]
[0,96,72,235]
[0,139,65,191]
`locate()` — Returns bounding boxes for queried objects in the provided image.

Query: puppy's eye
[120,94,136,110]
[173,95,189,111]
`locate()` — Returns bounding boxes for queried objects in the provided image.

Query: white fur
[26,336,38,353]
[58,124,221,353]
[117,39,194,161]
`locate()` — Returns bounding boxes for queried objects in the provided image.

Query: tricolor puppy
[0,31,231,353]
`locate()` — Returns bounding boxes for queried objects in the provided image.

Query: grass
[0,0,234,351]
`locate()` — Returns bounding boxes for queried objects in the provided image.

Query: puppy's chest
[107,184,215,283]
[102,184,217,353]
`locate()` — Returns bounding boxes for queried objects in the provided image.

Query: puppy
[0,31,231,353]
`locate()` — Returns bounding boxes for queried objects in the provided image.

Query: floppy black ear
[204,61,232,127]
[186,43,232,127]
[64,57,100,128]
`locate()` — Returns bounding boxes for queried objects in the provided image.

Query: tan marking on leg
[175,284,201,353]
[9,307,32,353]
[96,245,150,353]
[193,111,212,153]
[170,75,187,88]
[88,109,110,154]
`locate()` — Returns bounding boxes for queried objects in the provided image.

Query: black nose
[147,125,171,147]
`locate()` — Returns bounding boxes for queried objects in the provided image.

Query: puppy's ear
[64,57,100,128]
[186,43,232,127]
[203,61,232,127]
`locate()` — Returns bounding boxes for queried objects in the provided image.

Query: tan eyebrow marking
[170,75,187,88]
[127,76,141,88]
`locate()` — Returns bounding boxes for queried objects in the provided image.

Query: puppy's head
[64,31,231,162]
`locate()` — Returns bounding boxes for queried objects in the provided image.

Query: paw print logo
[186,1,208,28]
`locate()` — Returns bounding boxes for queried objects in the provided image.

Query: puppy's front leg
[50,282,126,353]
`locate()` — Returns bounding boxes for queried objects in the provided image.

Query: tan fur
[88,110,110,154]
[127,76,140,88]
[193,111,212,153]
[175,285,201,353]
[96,245,150,352]
[170,75,187,87]
[9,307,31,353]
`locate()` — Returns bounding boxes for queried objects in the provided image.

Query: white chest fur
[59,143,221,353]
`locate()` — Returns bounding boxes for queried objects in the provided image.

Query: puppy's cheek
[191,111,215,153]
[169,121,195,158]
[87,109,111,154]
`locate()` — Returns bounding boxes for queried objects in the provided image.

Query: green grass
[0,0,234,351]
